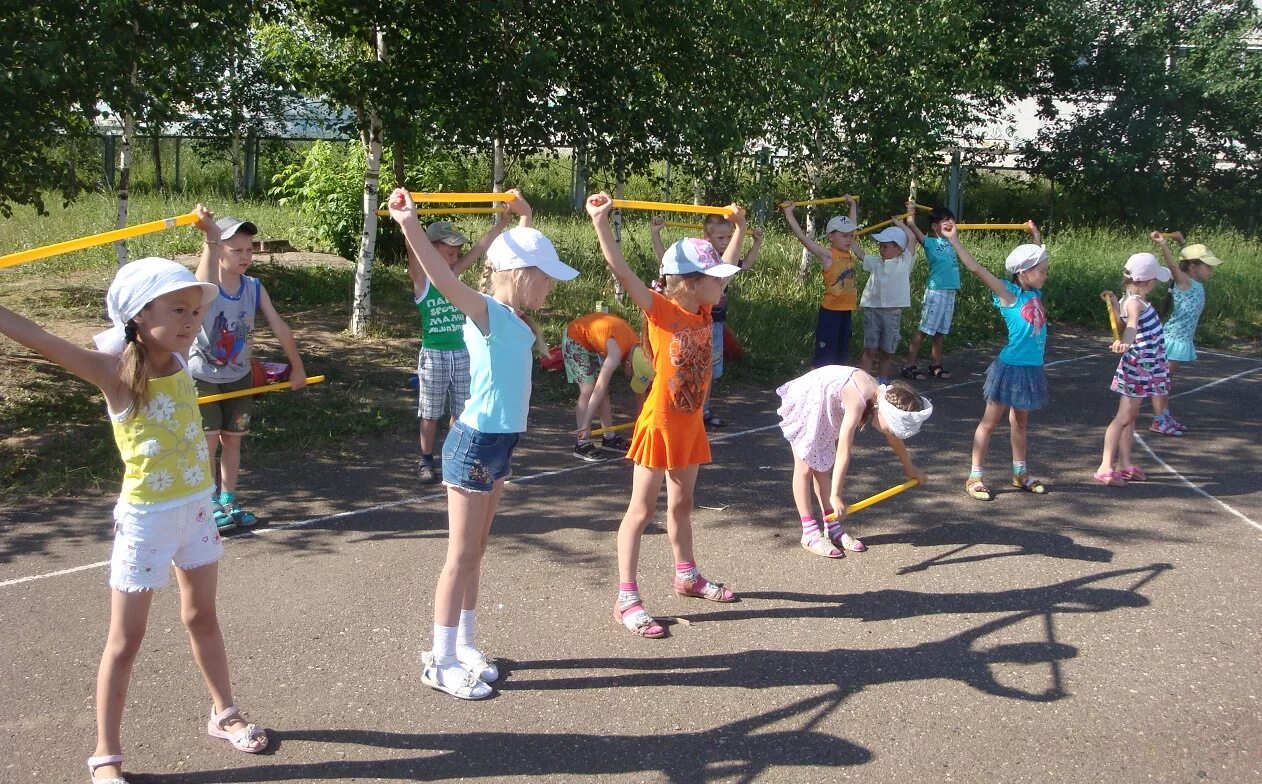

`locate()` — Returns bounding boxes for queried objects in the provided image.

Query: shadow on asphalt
[131,563,1169,784]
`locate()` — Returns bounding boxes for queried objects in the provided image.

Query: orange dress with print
[627,291,713,469]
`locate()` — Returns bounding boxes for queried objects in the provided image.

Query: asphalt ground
[2,338,1260,783]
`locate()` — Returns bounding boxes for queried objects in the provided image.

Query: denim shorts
[441,420,520,493]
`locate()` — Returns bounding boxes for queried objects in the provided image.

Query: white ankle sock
[456,609,479,659]
[432,623,457,662]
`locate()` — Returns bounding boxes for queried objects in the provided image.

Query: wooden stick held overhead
[0,212,200,270]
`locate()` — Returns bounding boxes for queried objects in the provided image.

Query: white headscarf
[877,385,934,440]
[93,257,218,354]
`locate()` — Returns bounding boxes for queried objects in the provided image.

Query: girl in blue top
[388,188,578,700]
[1148,231,1223,435]
[945,224,1052,501]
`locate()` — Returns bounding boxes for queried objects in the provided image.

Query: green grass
[2,192,1259,499]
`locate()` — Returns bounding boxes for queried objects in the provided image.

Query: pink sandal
[1093,470,1127,487]
[674,574,738,602]
[88,754,127,784]
[613,599,666,638]
[1120,465,1148,482]
[207,705,269,753]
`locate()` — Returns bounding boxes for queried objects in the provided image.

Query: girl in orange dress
[587,192,746,638]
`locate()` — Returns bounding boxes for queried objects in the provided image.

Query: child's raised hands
[649,215,665,231]
[503,188,531,218]
[386,188,418,225]
[586,192,613,220]
[780,199,796,213]
[1150,230,1167,244]
[193,204,219,240]
[726,204,747,228]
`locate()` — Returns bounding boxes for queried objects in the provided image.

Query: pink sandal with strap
[1120,465,1148,482]
[613,599,666,638]
[674,574,738,602]
[88,754,128,784]
[207,705,269,753]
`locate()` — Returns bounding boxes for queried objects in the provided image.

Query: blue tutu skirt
[983,359,1049,410]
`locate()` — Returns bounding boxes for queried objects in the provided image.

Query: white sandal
[207,705,269,753]
[421,657,493,700]
[87,754,128,784]
[422,648,499,683]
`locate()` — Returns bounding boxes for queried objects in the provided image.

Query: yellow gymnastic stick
[955,223,1029,231]
[778,195,859,208]
[1101,293,1122,342]
[376,206,506,217]
[196,375,326,405]
[589,422,635,437]
[611,199,734,217]
[913,203,934,212]
[0,212,200,271]
[664,221,703,230]
[825,479,920,518]
[408,191,518,203]
[856,213,914,237]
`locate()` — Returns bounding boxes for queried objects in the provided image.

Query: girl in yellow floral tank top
[0,246,271,782]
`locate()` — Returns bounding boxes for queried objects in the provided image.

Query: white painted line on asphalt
[931,352,1103,393]
[1196,349,1262,364]
[0,422,785,589]
[1170,365,1262,399]
[1134,433,1262,533]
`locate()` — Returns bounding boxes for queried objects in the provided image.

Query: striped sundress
[1110,294,1170,399]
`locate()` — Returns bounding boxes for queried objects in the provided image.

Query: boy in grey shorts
[857,216,916,384]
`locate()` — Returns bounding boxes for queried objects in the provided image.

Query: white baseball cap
[1124,252,1172,283]
[825,216,857,234]
[871,226,908,250]
[660,237,741,277]
[1005,244,1049,275]
[486,227,579,280]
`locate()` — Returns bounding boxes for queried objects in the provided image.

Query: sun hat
[215,217,258,241]
[93,258,219,354]
[1179,243,1222,266]
[1005,244,1049,275]
[876,386,934,440]
[486,227,579,280]
[660,237,741,277]
[825,216,858,234]
[628,346,655,394]
[871,226,908,251]
[1124,252,1172,283]
[425,221,470,247]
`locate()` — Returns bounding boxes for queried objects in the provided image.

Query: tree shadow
[860,521,1113,575]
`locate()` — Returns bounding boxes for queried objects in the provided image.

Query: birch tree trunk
[798,160,821,278]
[230,52,244,201]
[492,136,505,192]
[114,110,134,266]
[350,30,387,335]
[611,176,625,300]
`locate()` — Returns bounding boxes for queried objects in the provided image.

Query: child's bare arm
[722,205,747,267]
[883,429,927,484]
[257,287,308,389]
[405,241,428,296]
[1151,231,1189,289]
[780,202,832,265]
[193,204,223,287]
[388,188,490,331]
[1025,220,1042,246]
[588,193,654,311]
[0,305,123,406]
[739,227,764,270]
[945,226,1015,305]
[902,200,927,246]
[1112,297,1142,353]
[828,405,864,522]
[576,340,624,438]
[649,216,667,262]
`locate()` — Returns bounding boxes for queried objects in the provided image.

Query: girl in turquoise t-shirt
[388,188,578,701]
[945,225,1053,502]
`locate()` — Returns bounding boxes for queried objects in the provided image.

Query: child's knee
[181,603,220,636]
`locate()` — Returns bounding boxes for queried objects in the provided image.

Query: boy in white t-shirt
[857,217,915,384]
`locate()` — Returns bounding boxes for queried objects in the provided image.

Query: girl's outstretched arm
[945,226,1015,306]
[781,202,833,266]
[826,381,871,522]
[575,339,625,439]
[883,429,928,484]
[587,193,654,311]
[1151,231,1190,290]
[649,216,667,262]
[387,188,490,332]
[1112,296,1142,353]
[722,205,747,267]
[0,306,122,405]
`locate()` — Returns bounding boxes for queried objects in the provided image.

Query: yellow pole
[377,206,506,217]
[955,223,1029,231]
[1102,294,1121,342]
[611,199,734,216]
[825,479,920,519]
[913,203,934,212]
[589,422,635,437]
[663,221,703,230]
[0,212,200,271]
[777,195,859,208]
[408,192,517,203]
[856,213,914,237]
[196,375,326,405]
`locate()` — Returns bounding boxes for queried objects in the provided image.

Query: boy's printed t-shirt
[923,236,962,291]
[190,276,259,384]
[458,294,536,434]
[626,291,712,469]
[821,248,857,311]
[858,247,915,308]
[566,313,638,358]
[994,281,1048,366]
[415,280,467,351]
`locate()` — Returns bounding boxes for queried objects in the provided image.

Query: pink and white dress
[776,365,866,472]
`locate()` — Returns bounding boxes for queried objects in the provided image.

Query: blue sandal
[219,492,257,527]
[212,498,237,532]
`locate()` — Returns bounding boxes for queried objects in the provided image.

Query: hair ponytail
[117,320,151,418]
[479,264,494,294]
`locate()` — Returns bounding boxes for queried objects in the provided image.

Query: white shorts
[917,289,957,336]
[110,494,223,592]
